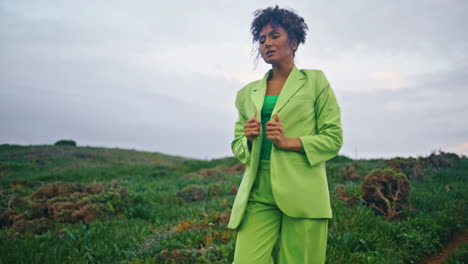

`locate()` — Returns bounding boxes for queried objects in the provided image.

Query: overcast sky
[1,0,467,160]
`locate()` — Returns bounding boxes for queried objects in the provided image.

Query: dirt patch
[420,230,468,264]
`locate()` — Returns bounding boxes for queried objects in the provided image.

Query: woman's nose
[264,37,272,48]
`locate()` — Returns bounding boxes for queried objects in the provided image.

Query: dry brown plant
[361,168,411,221]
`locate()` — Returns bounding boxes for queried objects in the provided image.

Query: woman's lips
[265,50,275,57]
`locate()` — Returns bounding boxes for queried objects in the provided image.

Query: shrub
[177,185,207,202]
[54,139,77,146]
[0,181,128,233]
[383,151,461,182]
[339,161,361,181]
[361,168,412,221]
[334,185,362,207]
[422,150,461,169]
[384,157,423,181]
[328,154,353,163]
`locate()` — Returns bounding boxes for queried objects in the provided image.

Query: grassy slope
[0,144,466,264]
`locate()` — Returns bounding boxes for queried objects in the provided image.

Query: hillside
[0,144,466,263]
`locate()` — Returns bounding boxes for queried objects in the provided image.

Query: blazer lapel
[271,65,305,117]
[250,65,306,121]
[251,70,271,122]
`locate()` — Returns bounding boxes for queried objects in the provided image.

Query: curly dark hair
[250,5,308,57]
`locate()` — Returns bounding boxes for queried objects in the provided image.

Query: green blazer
[228,65,343,230]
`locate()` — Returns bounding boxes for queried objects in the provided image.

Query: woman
[228,5,343,264]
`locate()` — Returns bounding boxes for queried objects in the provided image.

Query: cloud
[339,61,468,158]
[444,142,468,157]
[1,0,467,159]
[371,72,405,90]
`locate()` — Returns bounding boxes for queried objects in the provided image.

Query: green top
[259,94,306,160]
[260,95,279,160]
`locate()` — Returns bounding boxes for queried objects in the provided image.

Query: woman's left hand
[266,113,289,150]
[266,113,304,152]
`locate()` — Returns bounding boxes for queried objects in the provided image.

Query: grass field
[0,144,466,263]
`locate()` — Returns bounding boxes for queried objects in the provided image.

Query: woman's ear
[290,40,298,52]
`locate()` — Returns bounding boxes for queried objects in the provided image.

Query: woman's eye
[273,35,280,39]
[259,40,265,44]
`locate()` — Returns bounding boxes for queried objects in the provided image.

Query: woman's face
[259,24,297,65]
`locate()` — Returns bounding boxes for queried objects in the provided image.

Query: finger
[266,121,280,126]
[266,127,280,133]
[275,113,280,122]
[266,118,282,125]
[246,123,260,131]
[247,117,260,125]
[266,127,283,134]
[265,126,280,133]
[245,122,258,127]
[267,134,278,140]
[266,130,282,137]
[245,123,260,129]
[266,122,282,129]
[250,110,259,123]
[246,117,258,123]
[245,127,260,134]
[246,129,260,136]
[267,131,279,138]
[246,131,260,137]
[265,121,275,127]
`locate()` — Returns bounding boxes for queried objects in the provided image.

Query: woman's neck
[269,61,294,81]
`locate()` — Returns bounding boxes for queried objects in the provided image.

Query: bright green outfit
[229,66,342,228]
[259,95,279,160]
[229,66,342,263]
[233,94,329,263]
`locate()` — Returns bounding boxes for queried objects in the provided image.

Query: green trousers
[233,160,328,264]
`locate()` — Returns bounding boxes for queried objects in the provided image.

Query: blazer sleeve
[299,70,343,167]
[231,90,252,166]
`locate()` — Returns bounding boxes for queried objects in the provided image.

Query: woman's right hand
[244,111,261,143]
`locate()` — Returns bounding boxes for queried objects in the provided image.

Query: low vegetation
[0,144,466,263]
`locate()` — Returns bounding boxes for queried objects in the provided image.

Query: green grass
[0,144,466,263]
